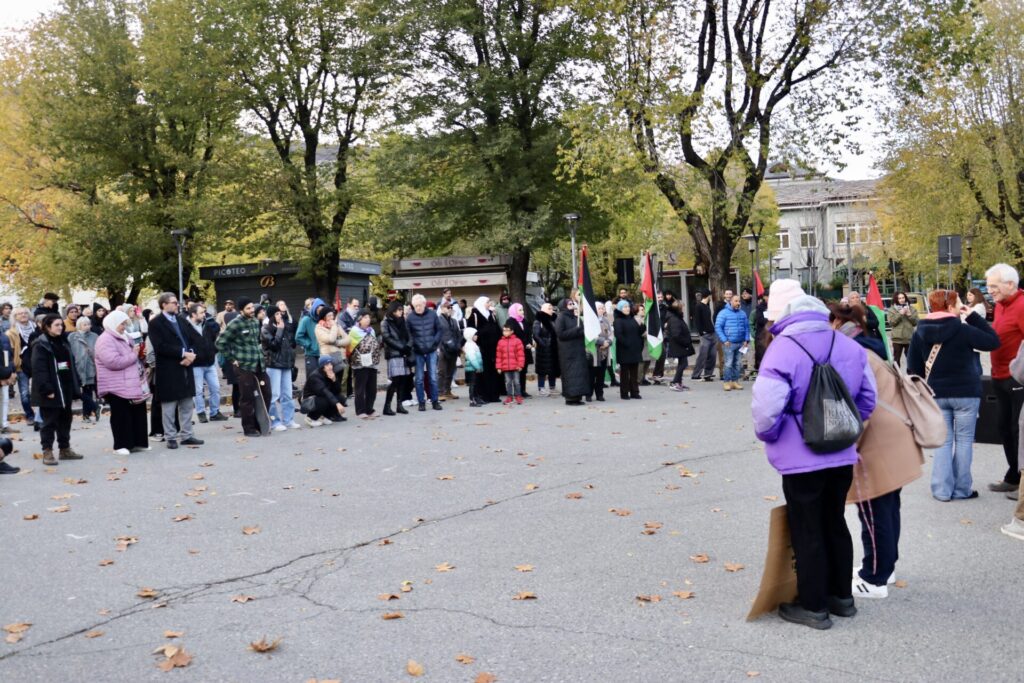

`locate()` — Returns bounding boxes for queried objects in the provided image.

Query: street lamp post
[744,233,760,285]
[564,213,580,288]
[965,233,975,284]
[170,229,190,304]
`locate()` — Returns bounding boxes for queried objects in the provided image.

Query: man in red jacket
[496,321,525,405]
[986,263,1024,495]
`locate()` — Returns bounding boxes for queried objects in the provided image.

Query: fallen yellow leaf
[406,659,425,676]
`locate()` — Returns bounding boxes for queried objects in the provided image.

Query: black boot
[383,386,396,416]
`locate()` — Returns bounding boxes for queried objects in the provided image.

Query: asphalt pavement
[0,377,1021,682]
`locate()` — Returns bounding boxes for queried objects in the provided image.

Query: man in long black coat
[147,293,202,450]
[554,297,588,406]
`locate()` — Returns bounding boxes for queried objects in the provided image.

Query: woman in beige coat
[314,309,350,360]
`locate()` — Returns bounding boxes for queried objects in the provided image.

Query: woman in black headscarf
[465,296,503,403]
[381,300,413,416]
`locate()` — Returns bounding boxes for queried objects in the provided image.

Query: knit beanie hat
[766,279,805,321]
[318,355,334,369]
[236,296,253,312]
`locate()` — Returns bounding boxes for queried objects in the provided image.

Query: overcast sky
[1,0,882,180]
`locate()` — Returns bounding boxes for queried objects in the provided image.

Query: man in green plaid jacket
[216,297,271,436]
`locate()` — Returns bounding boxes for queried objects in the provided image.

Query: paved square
[1,381,1020,681]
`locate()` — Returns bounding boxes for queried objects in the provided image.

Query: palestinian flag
[866,275,892,362]
[578,245,601,355]
[640,250,663,359]
[754,271,765,297]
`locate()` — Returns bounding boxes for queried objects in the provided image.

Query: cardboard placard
[747,505,797,621]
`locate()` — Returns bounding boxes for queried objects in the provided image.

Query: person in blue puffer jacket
[715,294,750,391]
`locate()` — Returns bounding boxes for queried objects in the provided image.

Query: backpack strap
[784,331,835,365]
[924,344,942,382]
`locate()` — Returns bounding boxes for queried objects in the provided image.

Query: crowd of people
[2,265,1024,630]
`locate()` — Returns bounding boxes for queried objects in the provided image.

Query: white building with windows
[767,173,881,291]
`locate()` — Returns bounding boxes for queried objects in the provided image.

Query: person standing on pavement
[147,293,203,450]
[554,296,588,406]
[462,327,484,407]
[985,263,1024,496]
[714,288,734,380]
[63,304,81,333]
[436,301,463,401]
[33,292,60,318]
[95,310,150,455]
[715,294,750,391]
[0,327,15,435]
[532,302,559,396]
[10,307,42,431]
[339,298,361,332]
[586,302,612,402]
[314,308,349,361]
[506,303,532,398]
[494,292,512,327]
[68,317,99,423]
[296,298,326,380]
[31,314,84,466]
[496,321,526,405]
[466,297,503,403]
[381,301,412,416]
[217,297,272,437]
[349,310,382,418]
[887,292,919,369]
[752,290,877,630]
[665,301,694,391]
[753,294,769,374]
[613,300,644,400]
[185,303,225,424]
[691,289,716,382]
[437,288,463,325]
[262,308,299,431]
[407,294,444,411]
[907,290,999,502]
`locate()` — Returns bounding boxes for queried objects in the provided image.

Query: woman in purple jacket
[95,311,150,455]
[752,285,877,630]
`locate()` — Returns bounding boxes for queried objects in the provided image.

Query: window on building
[778,231,790,250]
[799,228,816,248]
[836,222,878,245]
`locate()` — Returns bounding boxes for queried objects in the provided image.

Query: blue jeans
[17,371,38,423]
[933,396,980,500]
[414,352,439,404]
[267,367,295,426]
[723,344,744,382]
[193,365,221,417]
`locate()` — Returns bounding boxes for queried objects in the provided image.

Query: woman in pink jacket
[96,311,149,455]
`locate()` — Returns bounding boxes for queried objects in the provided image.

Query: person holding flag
[559,245,602,406]
[639,251,664,373]
[613,300,644,399]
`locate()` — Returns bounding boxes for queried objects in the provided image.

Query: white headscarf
[473,296,491,318]
[103,310,130,340]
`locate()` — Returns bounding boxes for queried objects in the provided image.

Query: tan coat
[848,353,924,504]
[5,328,22,372]
[315,323,350,358]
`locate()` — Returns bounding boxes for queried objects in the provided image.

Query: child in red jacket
[496,321,526,405]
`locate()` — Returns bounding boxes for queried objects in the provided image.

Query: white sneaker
[887,571,896,585]
[852,578,888,599]
[288,422,302,430]
[538,388,549,396]
[113,448,130,456]
[1001,517,1024,541]
[402,399,415,407]
[304,416,322,428]
[272,424,288,432]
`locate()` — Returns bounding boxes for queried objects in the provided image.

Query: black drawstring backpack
[786,333,864,453]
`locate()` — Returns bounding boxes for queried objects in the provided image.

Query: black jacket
[303,367,343,406]
[907,312,1000,399]
[554,299,588,398]
[261,322,296,370]
[147,313,197,402]
[407,309,444,354]
[532,311,560,377]
[613,309,645,364]
[184,318,218,367]
[506,317,533,365]
[665,308,694,359]
[694,301,714,336]
[439,313,463,357]
[381,316,412,360]
[30,334,81,409]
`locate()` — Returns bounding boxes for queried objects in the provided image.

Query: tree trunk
[105,286,126,308]
[308,229,340,305]
[708,227,736,302]
[508,246,530,305]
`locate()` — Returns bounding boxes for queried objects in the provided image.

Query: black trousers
[782,465,854,612]
[671,357,688,384]
[653,354,666,378]
[354,368,377,415]
[891,343,908,369]
[857,488,901,587]
[237,369,271,434]
[588,362,606,399]
[107,395,149,450]
[308,396,341,421]
[619,363,639,398]
[994,377,1024,485]
[465,371,478,403]
[40,406,73,450]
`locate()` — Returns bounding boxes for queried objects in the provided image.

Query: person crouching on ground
[463,327,484,407]
[496,321,526,406]
[302,356,347,426]
[751,285,877,630]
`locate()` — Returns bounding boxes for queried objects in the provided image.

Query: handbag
[132,359,153,405]
[299,396,317,414]
[896,351,947,448]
